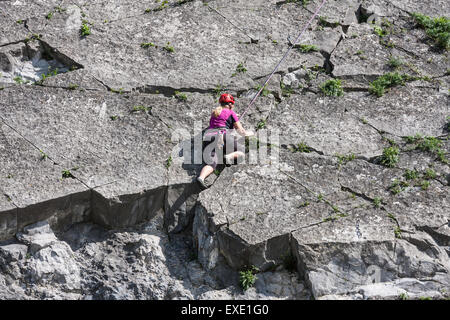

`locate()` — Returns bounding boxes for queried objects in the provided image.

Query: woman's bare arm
[234,121,253,136]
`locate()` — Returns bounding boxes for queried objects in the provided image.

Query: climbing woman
[196,93,253,189]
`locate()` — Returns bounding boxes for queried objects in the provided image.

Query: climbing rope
[206,4,258,43]
[240,0,328,119]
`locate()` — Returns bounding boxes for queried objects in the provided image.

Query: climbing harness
[240,0,328,119]
[204,127,227,150]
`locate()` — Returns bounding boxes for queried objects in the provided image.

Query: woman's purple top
[208,108,240,130]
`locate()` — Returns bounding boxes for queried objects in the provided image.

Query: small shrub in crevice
[380,146,399,167]
[239,266,259,291]
[163,42,175,53]
[423,168,437,180]
[132,105,151,113]
[80,20,91,37]
[336,153,356,165]
[280,82,294,97]
[297,44,319,53]
[403,169,418,180]
[419,180,430,190]
[389,179,409,195]
[292,142,312,153]
[320,79,344,97]
[373,197,382,208]
[254,84,270,97]
[398,293,409,300]
[165,156,173,169]
[256,119,266,130]
[388,56,403,69]
[62,169,75,179]
[153,0,169,11]
[411,13,449,50]
[141,42,156,48]
[232,62,247,77]
[174,91,187,102]
[369,72,412,97]
[403,134,448,164]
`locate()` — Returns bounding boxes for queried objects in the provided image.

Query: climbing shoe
[224,154,234,167]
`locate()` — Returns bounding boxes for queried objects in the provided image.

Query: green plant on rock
[132,105,150,112]
[39,149,48,160]
[37,67,59,84]
[280,83,294,97]
[297,44,319,53]
[255,84,270,97]
[213,83,223,99]
[388,56,403,69]
[398,292,409,300]
[394,226,402,238]
[423,168,437,180]
[153,0,169,11]
[405,134,448,164]
[389,179,409,195]
[62,169,74,179]
[232,62,247,77]
[323,212,348,222]
[141,42,156,48]
[373,25,388,37]
[320,79,344,97]
[411,13,450,50]
[419,180,430,190]
[404,133,422,144]
[299,201,310,208]
[54,6,65,13]
[13,76,24,84]
[369,72,411,97]
[174,91,187,102]
[380,146,399,167]
[416,136,442,153]
[239,266,259,291]
[403,169,418,180]
[163,42,174,53]
[293,142,312,153]
[336,153,356,165]
[373,197,382,208]
[165,155,173,169]
[256,119,266,130]
[80,20,91,37]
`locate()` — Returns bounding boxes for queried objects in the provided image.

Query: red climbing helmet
[219,93,235,105]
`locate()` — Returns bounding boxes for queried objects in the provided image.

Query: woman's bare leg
[198,164,214,180]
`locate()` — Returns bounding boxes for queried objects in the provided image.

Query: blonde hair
[212,106,223,118]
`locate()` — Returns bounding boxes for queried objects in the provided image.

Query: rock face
[0,0,449,300]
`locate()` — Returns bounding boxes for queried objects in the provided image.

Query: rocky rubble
[0,219,308,300]
[0,0,449,300]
